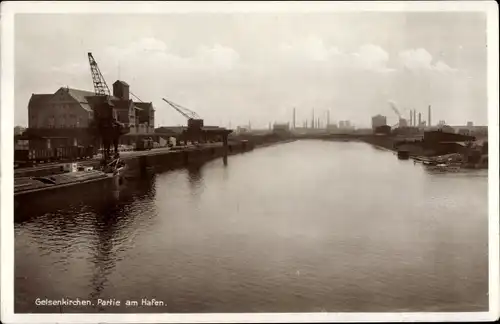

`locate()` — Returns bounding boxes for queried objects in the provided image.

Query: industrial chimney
[428,105,432,127]
[292,108,296,129]
[418,112,422,126]
[409,111,413,127]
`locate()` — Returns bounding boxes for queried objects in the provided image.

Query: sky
[14,12,487,128]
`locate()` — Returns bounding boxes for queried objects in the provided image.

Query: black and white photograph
[1,1,499,323]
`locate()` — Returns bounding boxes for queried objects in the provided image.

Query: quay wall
[14,137,291,179]
[124,140,254,177]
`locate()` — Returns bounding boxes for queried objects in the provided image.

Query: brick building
[24,80,155,149]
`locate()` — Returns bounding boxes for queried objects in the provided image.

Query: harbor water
[15,140,489,313]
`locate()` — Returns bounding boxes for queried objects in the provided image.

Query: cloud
[196,44,240,69]
[352,44,394,73]
[434,60,456,73]
[278,37,392,73]
[100,38,240,74]
[279,36,342,62]
[399,48,457,73]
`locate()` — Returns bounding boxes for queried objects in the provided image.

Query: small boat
[425,163,461,172]
[397,150,410,160]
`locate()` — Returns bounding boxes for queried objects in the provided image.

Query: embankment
[15,136,293,179]
[360,136,459,157]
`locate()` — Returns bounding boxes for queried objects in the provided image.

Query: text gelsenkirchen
[35,298,92,306]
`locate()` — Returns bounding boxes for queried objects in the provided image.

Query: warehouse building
[24,80,155,149]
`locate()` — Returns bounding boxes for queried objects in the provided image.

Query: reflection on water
[187,164,203,188]
[15,141,489,313]
[15,175,157,313]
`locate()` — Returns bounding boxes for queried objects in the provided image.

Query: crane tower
[88,53,111,96]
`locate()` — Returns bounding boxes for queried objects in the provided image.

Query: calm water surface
[15,140,489,313]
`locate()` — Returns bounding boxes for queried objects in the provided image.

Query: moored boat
[424,163,461,172]
[15,159,127,197]
[397,150,410,160]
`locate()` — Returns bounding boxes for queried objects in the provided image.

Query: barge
[14,159,127,215]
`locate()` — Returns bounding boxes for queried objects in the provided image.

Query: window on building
[47,115,55,128]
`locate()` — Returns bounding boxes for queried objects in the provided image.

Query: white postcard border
[1,1,498,323]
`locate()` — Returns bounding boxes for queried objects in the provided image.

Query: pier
[14,136,295,179]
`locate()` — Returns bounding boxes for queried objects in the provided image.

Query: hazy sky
[14,12,487,128]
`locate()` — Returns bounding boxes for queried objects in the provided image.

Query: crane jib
[162,98,201,120]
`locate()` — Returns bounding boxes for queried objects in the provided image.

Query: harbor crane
[88,53,111,96]
[162,98,202,120]
[130,91,144,103]
[161,98,209,145]
[87,52,128,162]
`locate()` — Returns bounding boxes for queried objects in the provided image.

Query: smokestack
[292,107,296,129]
[418,113,421,126]
[428,105,432,127]
[312,109,315,129]
[414,110,417,127]
[409,111,413,127]
[327,110,330,126]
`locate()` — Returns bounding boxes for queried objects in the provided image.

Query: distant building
[236,126,249,134]
[467,121,474,127]
[326,123,338,131]
[371,115,387,129]
[338,120,352,129]
[398,118,408,127]
[14,126,26,135]
[273,122,290,132]
[374,125,391,135]
[470,126,488,138]
[439,125,455,133]
[458,128,471,136]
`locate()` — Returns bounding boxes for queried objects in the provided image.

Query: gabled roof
[28,94,53,108]
[55,87,119,112]
[65,88,96,104]
[134,102,155,112]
